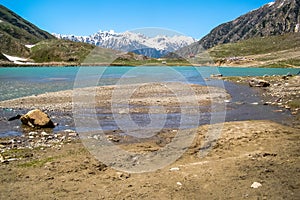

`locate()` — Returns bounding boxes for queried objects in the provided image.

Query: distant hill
[177,0,300,57]
[0,5,54,57]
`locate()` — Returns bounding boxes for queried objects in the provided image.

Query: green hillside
[0,5,98,65]
[0,5,54,42]
[30,40,95,63]
[0,5,54,57]
[208,33,300,68]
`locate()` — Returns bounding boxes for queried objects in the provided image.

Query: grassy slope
[208,33,300,67]
[30,40,95,64]
[0,31,30,57]
[0,5,54,58]
[0,5,53,42]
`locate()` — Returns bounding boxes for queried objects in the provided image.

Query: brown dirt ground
[0,120,299,200]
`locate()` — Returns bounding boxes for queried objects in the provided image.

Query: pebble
[176,182,183,186]
[41,132,50,137]
[251,182,262,189]
[68,132,78,137]
[170,167,180,171]
[0,154,5,162]
[0,129,79,153]
[29,132,38,136]
[116,172,131,180]
[7,158,18,162]
[64,129,75,133]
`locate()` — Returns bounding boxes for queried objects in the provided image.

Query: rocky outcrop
[20,109,55,128]
[184,0,300,54]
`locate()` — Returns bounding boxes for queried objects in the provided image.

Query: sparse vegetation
[30,39,95,63]
[209,33,300,58]
[208,33,300,67]
[111,58,192,66]
[287,99,300,109]
[18,156,55,168]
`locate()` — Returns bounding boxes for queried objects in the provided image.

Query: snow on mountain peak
[53,30,196,57]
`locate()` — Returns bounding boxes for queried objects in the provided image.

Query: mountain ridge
[0,5,54,57]
[180,0,300,56]
[53,30,196,58]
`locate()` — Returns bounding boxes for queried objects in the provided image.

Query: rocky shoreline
[221,75,300,116]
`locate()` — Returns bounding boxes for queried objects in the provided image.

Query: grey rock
[249,79,270,87]
[20,109,55,128]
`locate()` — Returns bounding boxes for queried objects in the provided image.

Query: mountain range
[53,31,196,58]
[0,0,299,67]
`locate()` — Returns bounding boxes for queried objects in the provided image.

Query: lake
[0,66,298,101]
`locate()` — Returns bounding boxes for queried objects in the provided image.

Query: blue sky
[1,0,274,39]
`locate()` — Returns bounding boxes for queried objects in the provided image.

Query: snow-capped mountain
[53,30,196,58]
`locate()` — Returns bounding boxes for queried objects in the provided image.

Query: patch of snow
[3,53,28,62]
[253,1,274,11]
[2,53,34,65]
[0,19,3,23]
[25,44,36,49]
[14,61,35,65]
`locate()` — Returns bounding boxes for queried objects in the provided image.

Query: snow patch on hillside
[2,53,35,65]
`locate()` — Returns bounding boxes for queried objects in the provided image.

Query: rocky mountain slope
[179,0,300,57]
[54,31,196,58]
[0,5,97,65]
[0,5,54,57]
[209,32,300,67]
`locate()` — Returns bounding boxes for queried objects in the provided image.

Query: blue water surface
[0,66,298,101]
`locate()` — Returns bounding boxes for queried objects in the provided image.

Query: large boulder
[249,79,270,87]
[20,109,55,128]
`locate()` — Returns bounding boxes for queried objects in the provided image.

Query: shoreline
[1,62,300,68]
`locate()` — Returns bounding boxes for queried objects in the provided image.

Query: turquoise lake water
[0,66,299,101]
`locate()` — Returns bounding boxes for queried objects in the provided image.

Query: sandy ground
[0,120,299,199]
[0,81,299,199]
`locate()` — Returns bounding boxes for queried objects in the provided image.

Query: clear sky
[1,0,274,39]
